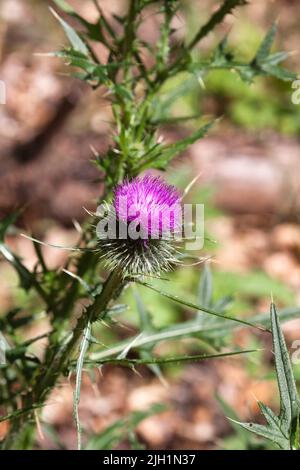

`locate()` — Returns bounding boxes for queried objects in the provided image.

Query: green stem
[36,269,124,400]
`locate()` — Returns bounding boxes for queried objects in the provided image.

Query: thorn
[90,145,100,157]
[33,52,56,57]
[82,206,97,217]
[195,72,206,90]
[49,6,59,20]
[158,374,169,389]
[100,320,112,329]
[181,172,203,201]
[72,219,83,233]
[131,365,143,378]
[34,410,45,441]
[250,390,260,404]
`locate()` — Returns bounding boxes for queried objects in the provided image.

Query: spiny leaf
[264,51,289,66]
[53,0,109,43]
[73,321,92,450]
[136,280,270,333]
[188,0,247,50]
[271,303,300,446]
[50,7,89,55]
[232,303,300,450]
[158,120,215,166]
[53,49,127,85]
[252,22,297,82]
[255,22,277,64]
[260,64,297,82]
[89,304,300,363]
[0,244,35,291]
[84,349,258,367]
[137,121,215,171]
[229,420,289,449]
[258,402,287,437]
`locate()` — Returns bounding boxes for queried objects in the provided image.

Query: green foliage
[0,0,298,450]
[198,18,299,135]
[50,7,89,55]
[89,267,300,364]
[216,394,274,449]
[187,1,247,51]
[135,278,270,332]
[232,303,300,450]
[74,320,92,450]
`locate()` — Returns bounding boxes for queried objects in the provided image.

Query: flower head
[97,175,182,277]
[114,175,181,238]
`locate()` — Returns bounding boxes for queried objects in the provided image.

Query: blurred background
[0,0,300,449]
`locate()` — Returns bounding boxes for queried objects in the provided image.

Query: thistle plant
[0,0,299,450]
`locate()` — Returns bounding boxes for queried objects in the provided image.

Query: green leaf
[232,303,300,450]
[137,121,215,171]
[85,349,258,367]
[271,303,300,447]
[54,49,112,85]
[264,51,289,66]
[230,421,288,449]
[53,0,109,43]
[73,321,92,450]
[188,0,247,50]
[89,304,300,364]
[255,22,277,64]
[136,280,270,333]
[159,120,215,166]
[251,22,297,82]
[258,402,286,436]
[50,7,89,55]
[0,244,34,291]
[260,64,297,82]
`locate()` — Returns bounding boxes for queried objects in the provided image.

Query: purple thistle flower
[114,175,182,239]
[97,176,182,276]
